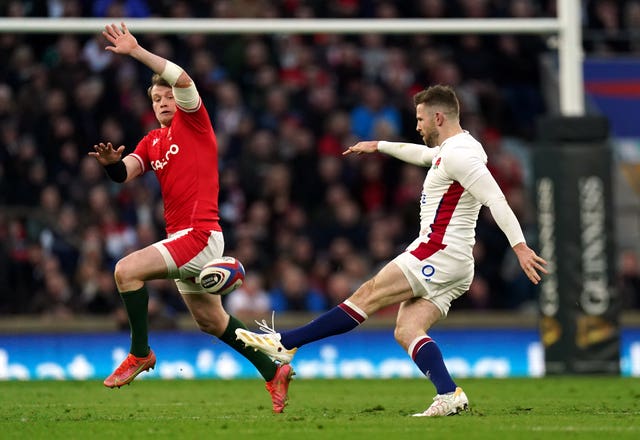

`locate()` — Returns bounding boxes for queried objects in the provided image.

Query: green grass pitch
[1,377,639,439]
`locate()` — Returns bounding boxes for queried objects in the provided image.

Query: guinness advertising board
[533,116,620,374]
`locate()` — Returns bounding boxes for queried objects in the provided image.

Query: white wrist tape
[161,60,183,86]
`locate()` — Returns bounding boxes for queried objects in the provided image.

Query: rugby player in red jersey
[89,22,293,413]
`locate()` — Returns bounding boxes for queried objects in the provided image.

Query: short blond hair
[147,74,171,99]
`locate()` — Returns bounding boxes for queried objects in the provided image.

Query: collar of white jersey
[438,130,470,150]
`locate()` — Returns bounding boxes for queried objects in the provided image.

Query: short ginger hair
[413,85,460,120]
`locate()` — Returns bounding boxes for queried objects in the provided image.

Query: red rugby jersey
[131,103,221,234]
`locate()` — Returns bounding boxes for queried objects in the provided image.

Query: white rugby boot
[235,314,297,364]
[412,387,469,417]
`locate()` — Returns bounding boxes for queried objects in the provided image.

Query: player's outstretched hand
[103,22,138,55]
[513,242,548,285]
[89,142,125,166]
[343,140,379,156]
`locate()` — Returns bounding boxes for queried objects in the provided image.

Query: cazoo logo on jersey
[152,144,180,170]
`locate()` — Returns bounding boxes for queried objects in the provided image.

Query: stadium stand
[0,0,639,328]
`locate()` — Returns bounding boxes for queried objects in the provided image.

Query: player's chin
[158,115,174,126]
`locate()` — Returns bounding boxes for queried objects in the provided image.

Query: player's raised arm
[343,140,436,166]
[342,140,379,155]
[103,22,199,110]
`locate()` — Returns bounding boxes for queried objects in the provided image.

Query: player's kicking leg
[237,264,414,365]
[103,349,156,388]
[235,299,371,364]
[235,327,297,364]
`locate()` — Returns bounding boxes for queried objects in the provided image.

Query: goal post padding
[534,116,620,375]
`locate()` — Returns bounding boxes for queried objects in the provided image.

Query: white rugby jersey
[418,132,489,260]
[378,133,525,261]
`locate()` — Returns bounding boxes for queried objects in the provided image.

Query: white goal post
[0,0,583,115]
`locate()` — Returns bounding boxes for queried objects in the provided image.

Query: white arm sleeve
[160,60,200,110]
[466,172,526,247]
[377,141,438,166]
[173,84,200,111]
[160,60,183,86]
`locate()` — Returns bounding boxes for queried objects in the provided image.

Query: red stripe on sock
[338,302,366,324]
[411,336,433,360]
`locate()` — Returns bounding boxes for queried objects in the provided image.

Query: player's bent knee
[393,324,419,349]
[113,260,136,291]
[393,326,406,346]
[191,310,229,337]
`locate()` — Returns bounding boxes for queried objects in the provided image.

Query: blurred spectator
[3,218,36,312]
[28,254,77,317]
[224,272,272,322]
[325,271,353,307]
[585,0,627,53]
[257,86,295,132]
[261,162,293,218]
[287,234,317,272]
[286,125,324,210]
[493,34,545,139]
[269,261,327,312]
[218,165,247,228]
[82,35,114,73]
[92,0,151,18]
[322,197,368,250]
[80,267,120,315]
[340,252,371,290]
[145,279,182,327]
[213,81,247,161]
[459,276,492,310]
[618,249,640,308]
[482,128,525,198]
[113,278,179,330]
[353,154,387,216]
[350,82,401,140]
[317,110,353,157]
[379,47,414,102]
[473,207,511,308]
[393,163,425,234]
[625,1,640,53]
[30,0,86,17]
[46,35,91,97]
[326,37,363,101]
[368,214,402,272]
[360,34,388,81]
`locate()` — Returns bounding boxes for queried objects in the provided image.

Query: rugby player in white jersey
[236,84,547,416]
[89,22,293,413]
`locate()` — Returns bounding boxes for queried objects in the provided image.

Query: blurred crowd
[1,0,639,326]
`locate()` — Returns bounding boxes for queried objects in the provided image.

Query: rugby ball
[199,256,245,295]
